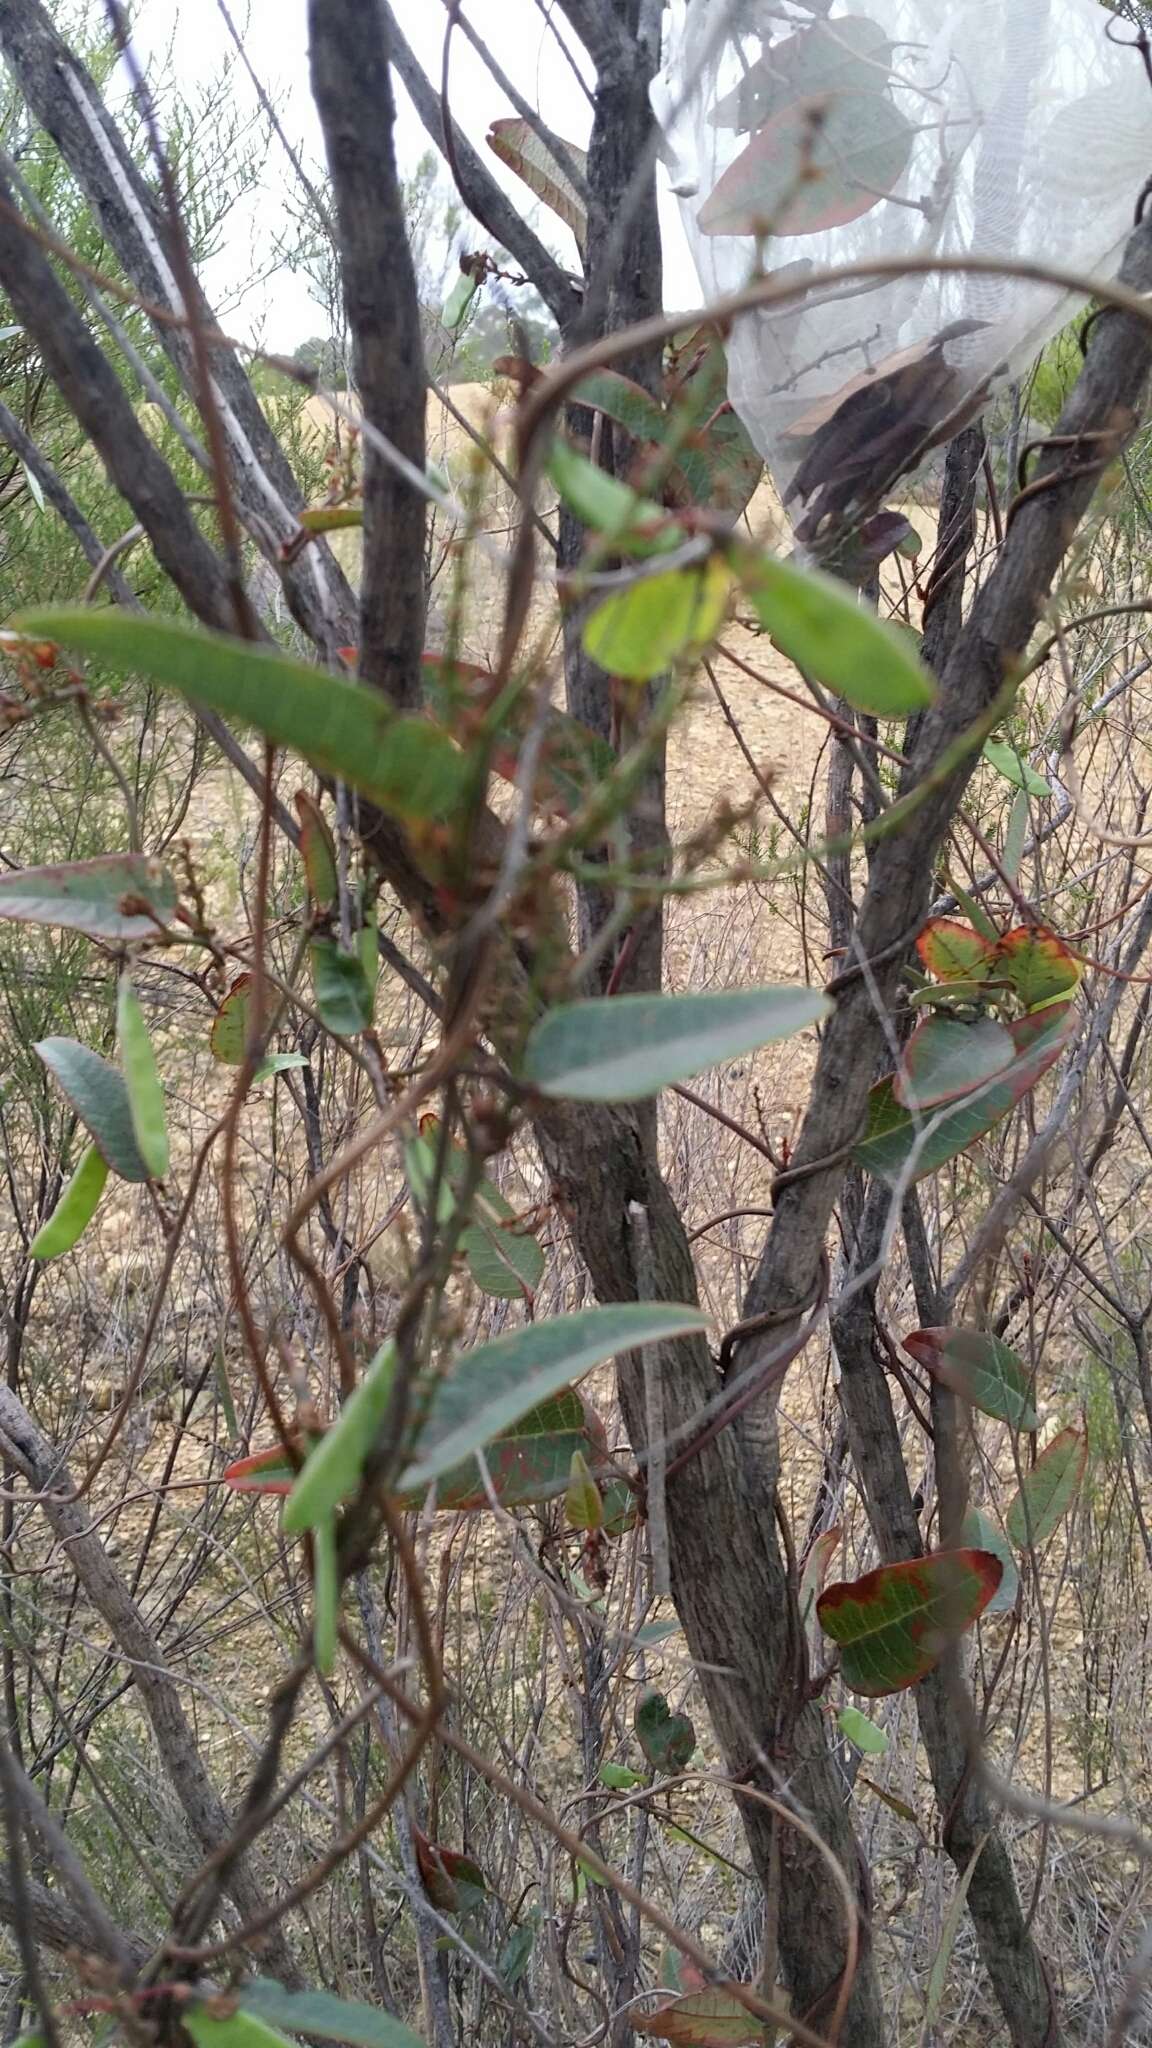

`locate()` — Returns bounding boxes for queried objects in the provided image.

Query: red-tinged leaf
[486,118,587,246]
[634,1990,764,2045]
[396,1389,607,1514]
[817,1549,1002,1696]
[570,369,668,448]
[902,1327,1038,1431]
[223,1438,315,1495]
[698,90,913,238]
[210,975,253,1066]
[1008,999,1076,1095]
[414,1828,487,1914]
[992,926,1081,1011]
[659,1949,709,1998]
[635,1688,696,1773]
[916,919,996,983]
[799,1525,841,1626]
[0,854,175,940]
[294,791,338,908]
[894,1014,1017,1111]
[1006,1427,1088,1550]
[854,1002,1074,1185]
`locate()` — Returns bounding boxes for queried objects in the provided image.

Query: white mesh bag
[653,0,1152,541]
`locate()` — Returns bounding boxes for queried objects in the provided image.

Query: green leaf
[183,2008,295,2048]
[983,739,1051,797]
[817,1549,1002,1696]
[404,1389,603,1512]
[498,1912,539,1991]
[736,547,934,716]
[565,1448,603,1530]
[299,505,363,535]
[311,939,375,1037]
[399,1303,707,1494]
[709,13,893,131]
[960,1510,1018,1615]
[799,1524,841,1627]
[582,558,731,680]
[29,1142,108,1259]
[0,853,176,940]
[486,118,587,245]
[947,882,1000,945]
[210,975,253,1065]
[461,1181,545,1300]
[406,1128,544,1296]
[311,1515,339,1676]
[443,270,480,331]
[916,919,996,982]
[854,1004,1074,1185]
[35,1037,149,1183]
[993,926,1081,1011]
[546,439,675,556]
[282,1341,397,1535]
[255,1051,309,1080]
[1002,786,1029,885]
[231,1980,426,2048]
[18,609,470,824]
[906,978,991,1013]
[358,911,379,1022]
[599,1761,646,1789]
[295,790,338,907]
[523,985,831,1102]
[838,1705,889,1756]
[571,369,668,447]
[894,1015,1016,1112]
[633,1618,679,1645]
[902,1327,1038,1431]
[635,1688,696,1773]
[1005,1427,1087,1550]
[117,973,169,1179]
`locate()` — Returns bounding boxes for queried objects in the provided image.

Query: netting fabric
[653,0,1152,539]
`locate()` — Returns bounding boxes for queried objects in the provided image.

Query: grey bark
[0,1855,150,1970]
[310,0,427,709]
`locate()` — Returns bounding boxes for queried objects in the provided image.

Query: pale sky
[129,0,697,347]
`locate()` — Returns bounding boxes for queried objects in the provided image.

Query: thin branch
[377,0,582,329]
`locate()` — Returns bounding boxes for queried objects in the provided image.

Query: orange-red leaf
[414,1827,487,1913]
[992,926,1081,1011]
[817,1549,1002,1696]
[916,919,996,982]
[294,790,338,908]
[634,1991,764,2045]
[209,975,253,1066]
